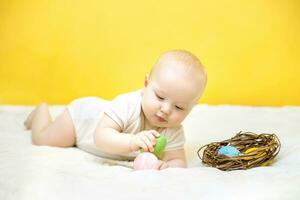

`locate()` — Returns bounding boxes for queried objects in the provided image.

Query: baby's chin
[149,120,180,129]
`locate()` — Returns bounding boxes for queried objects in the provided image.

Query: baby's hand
[129,130,160,152]
[154,160,169,170]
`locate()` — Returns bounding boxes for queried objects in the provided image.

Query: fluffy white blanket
[0,105,299,200]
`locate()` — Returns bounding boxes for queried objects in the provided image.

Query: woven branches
[197,131,281,171]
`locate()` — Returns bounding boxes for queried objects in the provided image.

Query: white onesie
[67,90,185,160]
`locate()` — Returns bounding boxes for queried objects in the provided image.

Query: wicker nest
[197,131,281,171]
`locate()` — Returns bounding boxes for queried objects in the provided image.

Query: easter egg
[244,148,257,154]
[244,147,266,159]
[217,146,240,157]
[261,160,272,166]
[153,135,167,158]
[133,152,158,170]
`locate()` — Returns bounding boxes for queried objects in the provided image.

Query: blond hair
[150,49,207,86]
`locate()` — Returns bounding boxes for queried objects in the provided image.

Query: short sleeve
[163,126,186,151]
[103,91,141,130]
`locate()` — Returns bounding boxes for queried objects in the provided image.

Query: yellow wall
[0,0,299,106]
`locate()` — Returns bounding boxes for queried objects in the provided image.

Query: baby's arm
[158,149,187,169]
[94,114,159,155]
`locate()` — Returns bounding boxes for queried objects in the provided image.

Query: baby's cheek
[170,114,184,125]
[179,111,190,122]
[150,99,160,111]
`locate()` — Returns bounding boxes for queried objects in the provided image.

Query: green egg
[153,136,167,158]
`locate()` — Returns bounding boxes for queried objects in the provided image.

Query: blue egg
[218,146,240,157]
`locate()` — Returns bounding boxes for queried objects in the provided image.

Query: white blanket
[0,105,299,200]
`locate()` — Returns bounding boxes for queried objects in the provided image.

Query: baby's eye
[155,94,164,100]
[175,106,184,111]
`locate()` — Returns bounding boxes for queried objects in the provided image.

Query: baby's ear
[144,74,149,87]
[141,74,149,95]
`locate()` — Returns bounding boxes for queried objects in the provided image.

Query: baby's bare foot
[24,109,36,130]
[24,104,45,130]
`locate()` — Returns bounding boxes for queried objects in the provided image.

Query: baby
[24,49,207,170]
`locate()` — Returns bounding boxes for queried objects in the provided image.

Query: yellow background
[0,0,299,106]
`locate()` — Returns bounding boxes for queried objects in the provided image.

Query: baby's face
[141,62,205,129]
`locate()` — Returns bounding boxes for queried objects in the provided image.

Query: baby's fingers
[137,140,149,152]
[145,132,156,145]
[155,160,169,170]
[149,130,160,138]
[140,136,154,152]
[159,161,169,170]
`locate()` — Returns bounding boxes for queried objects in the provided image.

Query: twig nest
[197,131,281,171]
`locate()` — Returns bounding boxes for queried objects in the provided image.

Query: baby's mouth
[156,114,167,122]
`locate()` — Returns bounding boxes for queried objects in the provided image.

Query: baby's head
[141,49,207,129]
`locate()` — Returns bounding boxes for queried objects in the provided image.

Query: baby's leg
[24,103,76,147]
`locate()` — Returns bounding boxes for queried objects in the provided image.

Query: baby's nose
[160,102,171,114]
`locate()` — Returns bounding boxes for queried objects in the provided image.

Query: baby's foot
[24,103,49,130]
[24,106,39,130]
[24,103,45,130]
